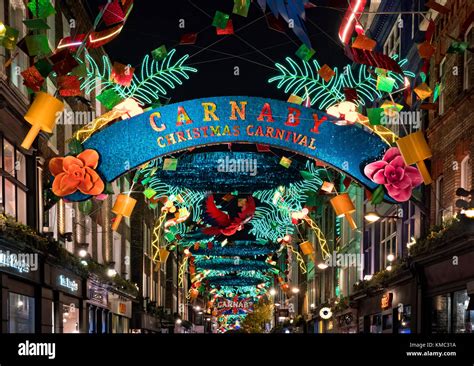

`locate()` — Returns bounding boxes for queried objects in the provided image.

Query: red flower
[49,149,104,197]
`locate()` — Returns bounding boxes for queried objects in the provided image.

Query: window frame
[464,24,473,91]
[0,136,28,224]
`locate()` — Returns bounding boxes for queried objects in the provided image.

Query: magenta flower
[364,147,423,202]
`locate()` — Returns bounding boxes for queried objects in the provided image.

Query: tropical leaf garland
[268,55,415,109]
[250,162,327,242]
[269,57,344,110]
[80,49,197,105]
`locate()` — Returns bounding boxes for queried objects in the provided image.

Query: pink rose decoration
[364,147,423,202]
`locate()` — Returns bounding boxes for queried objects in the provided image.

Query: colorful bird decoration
[201,195,256,236]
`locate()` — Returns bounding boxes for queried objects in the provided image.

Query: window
[432,291,473,333]
[1,137,28,224]
[439,57,446,115]
[398,305,412,334]
[62,304,79,333]
[464,24,474,90]
[383,16,402,57]
[432,294,451,333]
[9,293,35,333]
[453,290,471,333]
[435,176,444,225]
[47,0,56,50]
[460,155,472,191]
[380,218,396,269]
[8,1,28,97]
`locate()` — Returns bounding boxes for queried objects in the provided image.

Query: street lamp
[291,287,300,294]
[77,243,89,258]
[107,262,117,277]
[364,211,400,223]
[269,288,276,296]
[317,263,329,270]
[387,254,395,262]
[456,188,474,218]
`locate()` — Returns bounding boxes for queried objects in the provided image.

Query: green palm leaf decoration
[80,49,197,106]
[339,64,380,106]
[269,55,415,109]
[268,57,344,110]
[127,49,197,105]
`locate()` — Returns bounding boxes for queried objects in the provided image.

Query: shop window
[370,314,382,333]
[62,304,79,333]
[397,304,412,333]
[9,293,35,333]
[453,290,471,333]
[432,294,451,333]
[382,314,393,331]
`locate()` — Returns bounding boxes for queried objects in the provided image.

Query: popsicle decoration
[299,240,316,262]
[396,130,432,185]
[330,193,357,230]
[22,92,64,149]
[112,194,137,231]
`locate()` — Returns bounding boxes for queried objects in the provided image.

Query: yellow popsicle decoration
[396,130,432,185]
[330,193,357,230]
[112,194,137,231]
[22,92,64,150]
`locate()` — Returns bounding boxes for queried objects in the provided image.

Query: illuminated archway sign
[79,96,389,198]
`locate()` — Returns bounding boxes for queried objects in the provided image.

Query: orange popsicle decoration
[396,130,432,185]
[330,193,357,230]
[299,240,316,262]
[112,194,137,231]
[22,92,64,150]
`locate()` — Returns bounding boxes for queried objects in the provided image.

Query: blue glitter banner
[83,96,389,190]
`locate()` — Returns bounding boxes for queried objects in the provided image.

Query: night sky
[85,0,349,103]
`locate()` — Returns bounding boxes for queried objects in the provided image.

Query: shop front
[108,292,132,333]
[0,241,42,333]
[334,309,358,333]
[352,275,416,334]
[86,278,110,333]
[420,245,474,333]
[44,265,84,333]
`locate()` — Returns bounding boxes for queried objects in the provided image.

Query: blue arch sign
[82,96,388,192]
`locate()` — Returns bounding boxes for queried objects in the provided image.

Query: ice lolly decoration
[299,240,315,262]
[112,194,137,231]
[330,193,357,230]
[396,130,432,185]
[21,92,64,149]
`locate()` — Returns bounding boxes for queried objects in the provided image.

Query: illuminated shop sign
[58,275,79,292]
[381,293,393,310]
